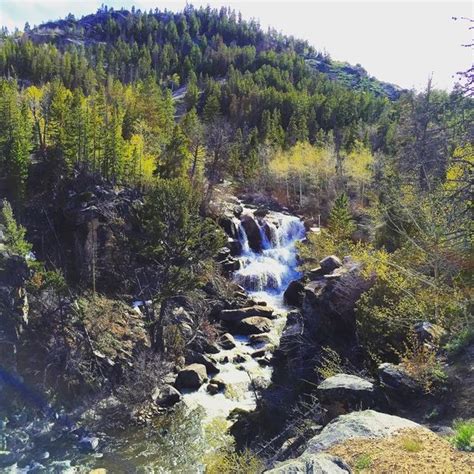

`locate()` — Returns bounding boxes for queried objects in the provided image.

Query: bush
[354,453,372,471]
[398,333,447,394]
[444,327,474,356]
[204,448,264,474]
[450,420,474,452]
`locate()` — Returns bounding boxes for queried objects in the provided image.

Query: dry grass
[328,428,474,473]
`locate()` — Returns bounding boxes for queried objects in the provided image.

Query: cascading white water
[233,211,306,296]
[183,209,306,422]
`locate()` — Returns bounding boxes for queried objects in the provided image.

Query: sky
[0,0,472,91]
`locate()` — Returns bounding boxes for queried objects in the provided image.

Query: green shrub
[444,328,474,356]
[204,448,264,474]
[450,419,474,452]
[354,453,372,470]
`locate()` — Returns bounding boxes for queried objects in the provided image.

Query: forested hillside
[0,5,472,472]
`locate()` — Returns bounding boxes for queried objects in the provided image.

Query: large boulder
[378,362,422,398]
[317,374,377,419]
[152,384,182,407]
[240,214,262,252]
[220,305,274,322]
[319,255,342,274]
[237,317,271,335]
[304,410,419,454]
[266,453,350,473]
[302,262,371,351]
[175,364,208,391]
[283,280,305,307]
[185,352,220,375]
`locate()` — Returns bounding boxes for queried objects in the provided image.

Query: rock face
[317,374,377,419]
[220,305,274,322]
[283,280,305,307]
[238,317,271,335]
[0,254,30,374]
[302,261,372,351]
[266,453,350,473]
[304,410,419,454]
[219,216,238,239]
[175,364,208,390]
[240,214,262,252]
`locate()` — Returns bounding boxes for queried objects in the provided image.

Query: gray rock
[219,332,236,350]
[220,305,275,322]
[241,214,263,252]
[304,410,419,454]
[319,255,342,274]
[378,362,422,397]
[175,364,208,390]
[284,280,305,307]
[238,316,272,335]
[152,384,182,407]
[202,340,221,354]
[207,383,220,395]
[266,453,350,473]
[186,351,220,374]
[210,376,227,390]
[227,238,242,256]
[308,266,325,280]
[233,353,249,363]
[216,247,231,262]
[249,333,272,347]
[79,436,99,451]
[317,374,377,419]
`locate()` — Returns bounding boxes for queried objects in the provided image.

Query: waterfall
[233,211,305,295]
[233,217,250,254]
[257,221,272,250]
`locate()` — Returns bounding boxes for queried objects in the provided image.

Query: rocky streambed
[0,204,308,472]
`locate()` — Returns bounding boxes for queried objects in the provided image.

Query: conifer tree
[0,199,32,256]
[328,193,356,241]
[0,80,32,200]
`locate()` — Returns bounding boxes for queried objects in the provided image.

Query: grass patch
[450,419,474,452]
[400,436,423,452]
[354,453,372,471]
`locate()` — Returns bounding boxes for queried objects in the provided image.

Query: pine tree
[328,193,356,241]
[0,80,32,200]
[157,124,191,179]
[0,199,32,256]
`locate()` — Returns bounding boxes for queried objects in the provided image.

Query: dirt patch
[327,427,474,473]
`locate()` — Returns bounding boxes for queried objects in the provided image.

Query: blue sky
[1,1,472,91]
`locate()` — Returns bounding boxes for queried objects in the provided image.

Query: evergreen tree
[157,124,191,179]
[328,193,356,241]
[0,80,32,200]
[0,199,32,256]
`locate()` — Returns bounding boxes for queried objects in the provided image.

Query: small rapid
[182,207,306,425]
